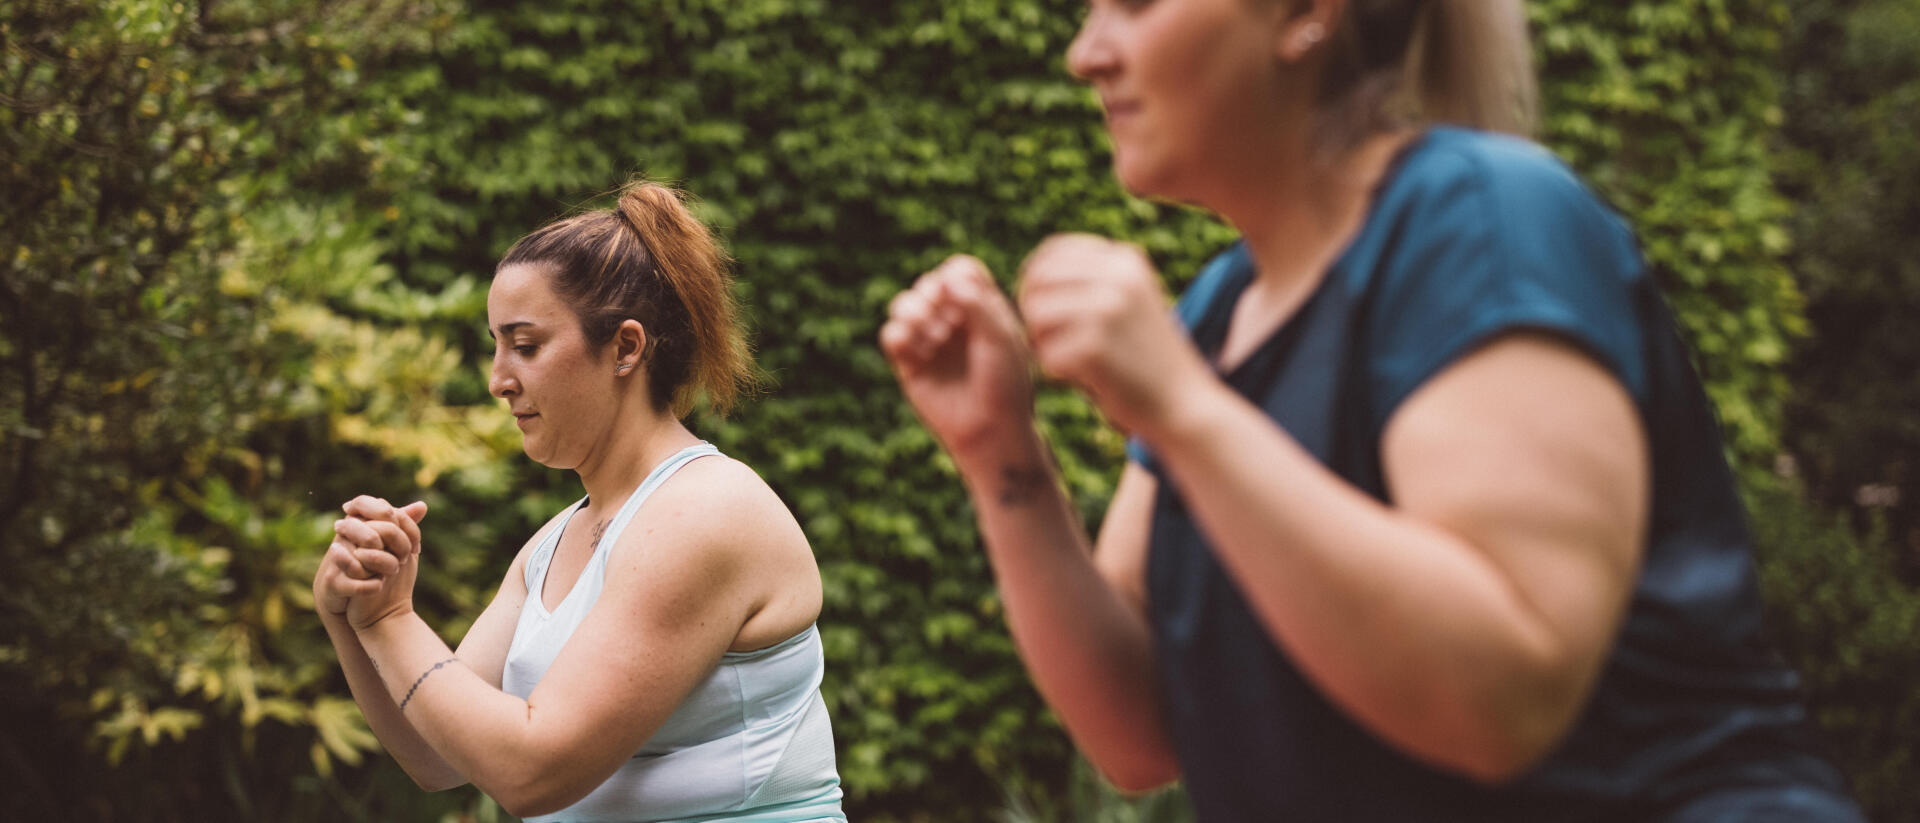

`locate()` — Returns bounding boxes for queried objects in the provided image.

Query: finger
[329,541,373,580]
[343,496,424,555]
[341,495,395,523]
[391,502,425,554]
[363,519,412,557]
[878,317,925,370]
[335,518,384,550]
[334,576,382,597]
[940,262,1026,345]
[933,253,994,284]
[354,547,401,577]
[1032,334,1087,382]
[935,254,1002,297]
[1017,245,1080,303]
[1019,234,1124,297]
[884,289,952,362]
[1018,234,1084,281]
[927,279,968,329]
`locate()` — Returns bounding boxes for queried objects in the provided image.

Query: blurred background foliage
[1777,0,1920,582]
[2,0,1914,821]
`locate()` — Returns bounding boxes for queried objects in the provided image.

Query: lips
[1102,98,1140,125]
[514,412,538,430]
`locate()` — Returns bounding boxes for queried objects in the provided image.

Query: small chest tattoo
[588,517,610,551]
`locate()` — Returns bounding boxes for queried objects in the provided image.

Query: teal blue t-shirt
[1129,127,1861,821]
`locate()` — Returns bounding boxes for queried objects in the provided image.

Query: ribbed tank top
[501,443,844,822]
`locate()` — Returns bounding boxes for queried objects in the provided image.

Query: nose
[1066,7,1117,82]
[488,354,518,400]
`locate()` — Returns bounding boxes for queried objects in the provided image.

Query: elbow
[395,761,466,794]
[1092,749,1183,795]
[496,787,571,820]
[1446,675,1588,786]
[415,776,466,794]
[499,797,559,820]
[492,776,584,820]
[1450,734,1555,787]
[489,766,597,819]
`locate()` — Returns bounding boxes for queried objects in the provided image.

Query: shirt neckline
[1199,127,1439,381]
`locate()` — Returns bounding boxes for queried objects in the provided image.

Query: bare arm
[955,434,1177,792]
[1137,333,1647,781]
[880,256,1178,791]
[318,508,553,792]
[320,612,465,790]
[350,462,778,818]
[1017,235,1648,783]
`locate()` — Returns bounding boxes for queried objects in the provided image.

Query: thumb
[402,500,429,522]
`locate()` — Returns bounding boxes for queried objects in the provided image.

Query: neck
[1210,129,1416,291]
[570,400,700,509]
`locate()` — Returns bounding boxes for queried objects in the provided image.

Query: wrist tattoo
[997,464,1052,507]
[398,657,458,713]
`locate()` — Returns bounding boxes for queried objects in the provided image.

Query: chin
[1113,152,1174,201]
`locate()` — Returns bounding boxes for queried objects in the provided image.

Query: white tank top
[501,443,844,822]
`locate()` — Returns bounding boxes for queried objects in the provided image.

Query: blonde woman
[315,181,843,822]
[881,1,1862,820]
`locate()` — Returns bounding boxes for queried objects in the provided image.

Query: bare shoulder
[605,453,820,648]
[623,454,810,560]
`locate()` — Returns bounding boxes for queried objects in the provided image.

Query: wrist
[1131,369,1237,456]
[350,602,416,635]
[951,422,1051,484]
[955,425,1070,512]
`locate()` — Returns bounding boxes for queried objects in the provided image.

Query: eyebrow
[488,321,534,340]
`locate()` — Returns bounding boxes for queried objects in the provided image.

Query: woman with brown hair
[881,1,1862,820]
[314,180,844,822]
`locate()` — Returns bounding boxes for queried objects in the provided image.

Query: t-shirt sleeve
[1126,243,1250,476]
[1365,142,1652,434]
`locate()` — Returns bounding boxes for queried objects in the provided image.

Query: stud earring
[1299,22,1325,48]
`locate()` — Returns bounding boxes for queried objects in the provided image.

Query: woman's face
[1067,0,1295,201]
[487,263,618,469]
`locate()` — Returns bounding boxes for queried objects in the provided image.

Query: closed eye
[513,345,537,356]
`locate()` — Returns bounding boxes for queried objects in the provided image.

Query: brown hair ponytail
[498,178,756,417]
[1403,0,1537,137]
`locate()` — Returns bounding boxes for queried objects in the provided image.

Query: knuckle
[893,290,926,318]
[878,323,907,352]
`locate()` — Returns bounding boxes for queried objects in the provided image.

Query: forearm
[356,612,559,809]
[955,427,1179,791]
[321,612,465,790]
[1139,384,1578,779]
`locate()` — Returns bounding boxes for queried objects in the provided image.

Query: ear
[611,318,648,377]
[1275,0,1346,63]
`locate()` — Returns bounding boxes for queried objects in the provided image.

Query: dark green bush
[1776,0,1920,576]
[1747,473,1920,821]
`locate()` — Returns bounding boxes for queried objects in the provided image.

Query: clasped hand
[312,496,429,631]
[880,233,1209,460]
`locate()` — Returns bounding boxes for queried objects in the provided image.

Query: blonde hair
[498,179,756,417]
[1402,0,1537,136]
[1318,0,1537,147]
